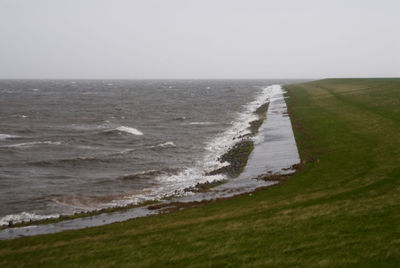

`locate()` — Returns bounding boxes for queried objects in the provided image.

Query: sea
[0,79,295,225]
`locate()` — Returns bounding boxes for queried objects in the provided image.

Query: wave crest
[0,134,20,140]
[2,141,61,148]
[0,212,59,226]
[188,122,215,125]
[149,141,176,149]
[115,126,143,136]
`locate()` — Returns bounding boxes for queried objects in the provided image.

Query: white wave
[115,148,136,155]
[0,134,20,140]
[76,145,100,150]
[188,122,216,125]
[0,212,59,226]
[10,114,28,118]
[158,141,175,147]
[116,126,143,136]
[0,90,14,94]
[3,141,62,148]
[150,141,176,148]
[77,123,144,136]
[70,123,110,131]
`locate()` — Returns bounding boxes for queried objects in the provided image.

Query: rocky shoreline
[204,102,269,179]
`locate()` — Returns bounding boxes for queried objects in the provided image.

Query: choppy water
[0,79,296,225]
[0,85,301,240]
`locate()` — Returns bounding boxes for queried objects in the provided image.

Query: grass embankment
[1,78,399,267]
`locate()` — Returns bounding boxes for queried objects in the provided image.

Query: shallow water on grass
[0,85,300,240]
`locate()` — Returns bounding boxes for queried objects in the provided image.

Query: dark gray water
[0,85,301,240]
[0,79,294,225]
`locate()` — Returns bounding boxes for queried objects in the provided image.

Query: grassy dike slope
[1,79,399,267]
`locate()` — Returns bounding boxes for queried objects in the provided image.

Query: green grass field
[1,78,399,267]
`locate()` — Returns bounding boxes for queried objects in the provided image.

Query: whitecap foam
[116,126,143,136]
[112,148,136,155]
[70,123,110,131]
[150,141,176,148]
[0,212,59,226]
[0,134,20,140]
[188,122,216,125]
[11,114,28,118]
[3,141,62,148]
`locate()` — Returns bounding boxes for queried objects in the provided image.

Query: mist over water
[0,79,297,223]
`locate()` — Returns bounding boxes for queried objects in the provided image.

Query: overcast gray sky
[0,0,399,79]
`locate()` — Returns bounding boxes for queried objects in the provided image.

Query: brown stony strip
[206,140,254,178]
[204,102,269,179]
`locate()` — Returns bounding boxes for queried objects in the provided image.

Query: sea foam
[116,126,143,136]
[188,122,216,125]
[0,212,59,226]
[150,141,176,148]
[3,141,61,148]
[0,134,20,140]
